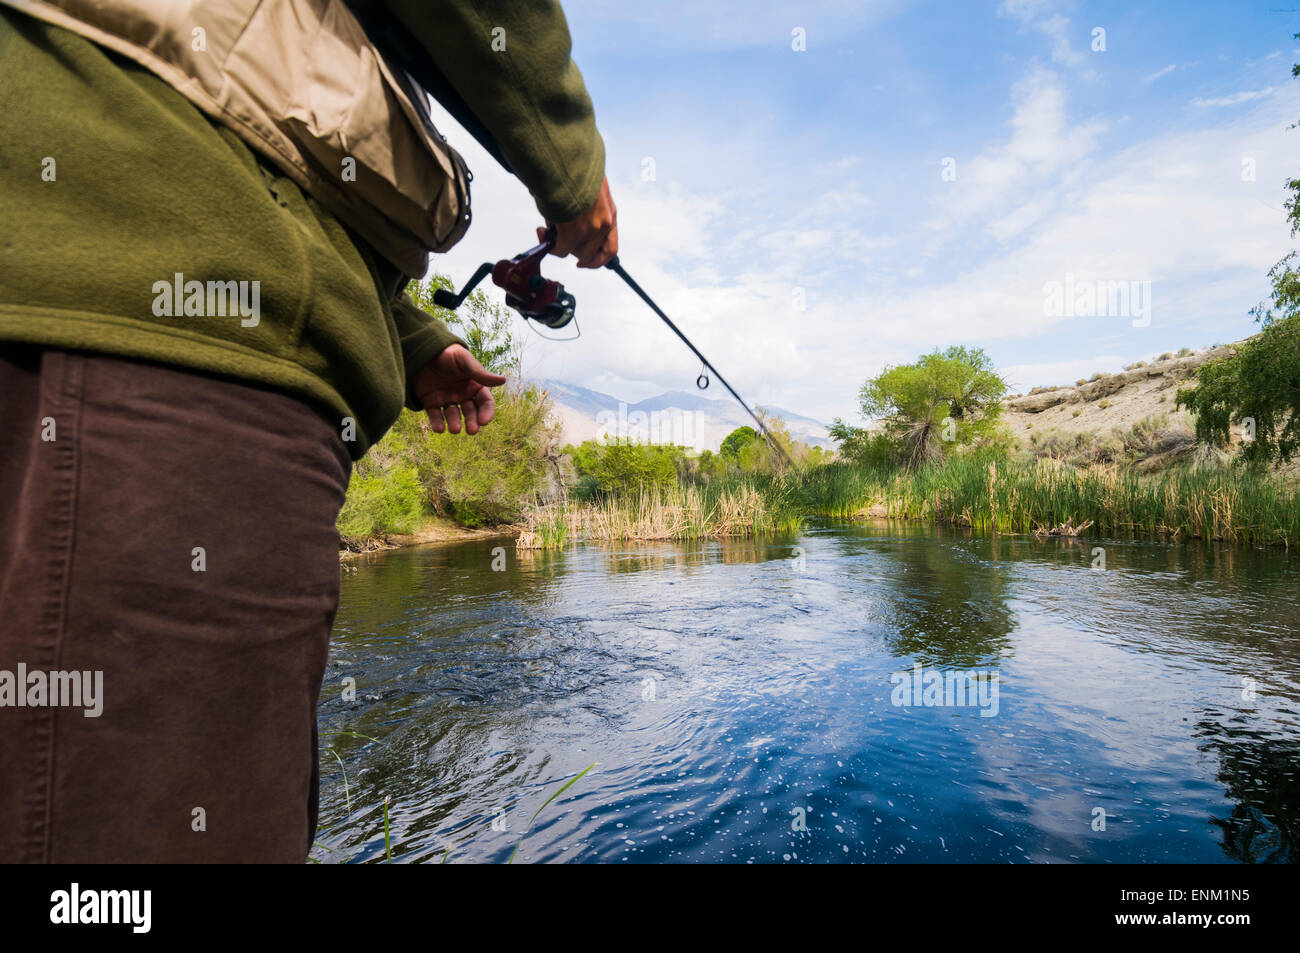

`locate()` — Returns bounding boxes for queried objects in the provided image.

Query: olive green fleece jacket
[0,2,606,458]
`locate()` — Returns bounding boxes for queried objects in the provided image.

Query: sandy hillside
[1001,344,1240,439]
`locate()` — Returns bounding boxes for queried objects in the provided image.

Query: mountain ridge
[533,378,832,451]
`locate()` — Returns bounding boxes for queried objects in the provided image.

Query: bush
[337,382,560,544]
[566,438,682,499]
[337,465,428,546]
[1113,413,1195,460]
[418,384,560,525]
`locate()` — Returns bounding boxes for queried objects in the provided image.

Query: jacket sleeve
[383,0,606,224]
[392,292,469,411]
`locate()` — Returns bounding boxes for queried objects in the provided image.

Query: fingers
[545,175,618,267]
[426,386,496,436]
[445,343,508,388]
[473,385,497,428]
[547,223,578,259]
[443,404,463,435]
[426,405,446,434]
[460,400,479,435]
[574,223,618,269]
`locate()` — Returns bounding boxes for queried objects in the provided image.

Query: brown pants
[0,345,350,862]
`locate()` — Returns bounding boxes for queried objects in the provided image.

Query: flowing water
[313,524,1300,864]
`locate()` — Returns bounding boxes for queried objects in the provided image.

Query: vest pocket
[225,0,471,268]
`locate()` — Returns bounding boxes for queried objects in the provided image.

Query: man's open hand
[412,344,507,435]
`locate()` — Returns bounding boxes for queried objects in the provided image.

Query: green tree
[338,274,555,542]
[417,382,561,525]
[406,275,517,374]
[720,426,758,460]
[1178,44,1300,465]
[1178,256,1300,464]
[858,346,1007,467]
[734,410,813,473]
[828,419,902,468]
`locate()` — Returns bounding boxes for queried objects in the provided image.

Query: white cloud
[839,93,1297,362]
[998,0,1086,67]
[1190,87,1278,107]
[1144,64,1176,82]
[925,67,1105,232]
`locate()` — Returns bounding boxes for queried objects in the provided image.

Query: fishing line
[604,256,793,468]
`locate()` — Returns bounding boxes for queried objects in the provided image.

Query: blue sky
[428,0,1300,426]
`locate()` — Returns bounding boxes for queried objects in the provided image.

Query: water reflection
[315,523,1300,863]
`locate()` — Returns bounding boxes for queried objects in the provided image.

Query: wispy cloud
[998,0,1087,67]
[1144,64,1176,82]
[925,66,1105,234]
[1190,87,1278,107]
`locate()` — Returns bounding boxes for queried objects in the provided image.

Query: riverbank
[797,456,1300,547]
[345,454,1300,556]
[513,456,1299,550]
[340,516,516,560]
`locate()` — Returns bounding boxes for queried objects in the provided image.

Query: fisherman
[0,0,617,862]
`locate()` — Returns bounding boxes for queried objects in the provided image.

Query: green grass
[508,762,598,864]
[518,481,804,549]
[790,456,1300,546]
[519,453,1298,549]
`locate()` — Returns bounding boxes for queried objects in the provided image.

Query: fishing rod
[433,229,793,467]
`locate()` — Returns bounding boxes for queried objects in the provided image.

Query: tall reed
[517,481,804,549]
[792,457,1299,546]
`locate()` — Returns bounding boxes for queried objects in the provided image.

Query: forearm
[384,0,606,223]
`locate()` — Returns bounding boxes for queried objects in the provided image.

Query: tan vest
[4,0,471,277]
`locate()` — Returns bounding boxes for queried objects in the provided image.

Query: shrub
[567,438,682,499]
[337,465,427,546]
[419,384,561,525]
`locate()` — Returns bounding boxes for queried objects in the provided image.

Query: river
[312,523,1300,863]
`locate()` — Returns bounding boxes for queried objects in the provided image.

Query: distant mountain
[533,378,832,452]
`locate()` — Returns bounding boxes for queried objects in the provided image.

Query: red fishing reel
[433,226,575,329]
[432,228,794,467]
